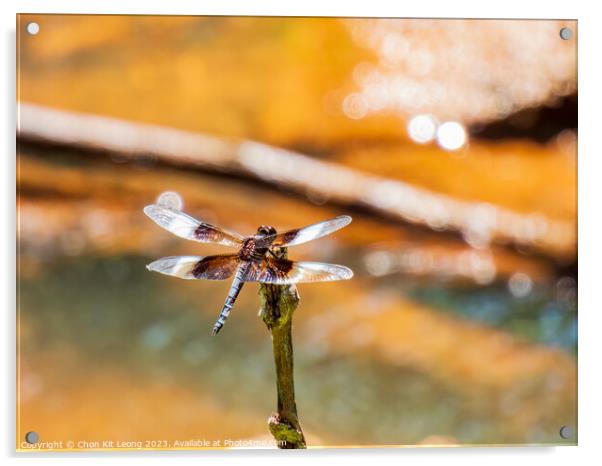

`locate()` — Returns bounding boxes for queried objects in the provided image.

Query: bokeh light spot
[508,272,533,298]
[342,93,369,120]
[157,191,183,210]
[407,114,437,144]
[436,121,467,151]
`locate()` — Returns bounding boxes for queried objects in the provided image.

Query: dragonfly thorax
[239,226,277,261]
[239,239,266,262]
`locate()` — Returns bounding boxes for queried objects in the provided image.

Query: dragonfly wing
[147,254,240,280]
[242,257,353,284]
[144,204,244,247]
[263,215,352,248]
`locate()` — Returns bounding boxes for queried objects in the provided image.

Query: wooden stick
[258,247,306,449]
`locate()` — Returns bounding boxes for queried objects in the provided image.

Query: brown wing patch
[192,254,240,280]
[193,224,241,246]
[144,204,243,247]
[261,216,352,248]
[241,257,352,284]
[270,229,301,247]
[241,257,293,283]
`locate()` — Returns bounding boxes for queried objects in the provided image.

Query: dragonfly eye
[257,225,276,236]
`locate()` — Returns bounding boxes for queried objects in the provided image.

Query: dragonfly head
[256,225,277,238]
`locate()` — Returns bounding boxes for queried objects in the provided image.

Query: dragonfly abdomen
[212,264,248,335]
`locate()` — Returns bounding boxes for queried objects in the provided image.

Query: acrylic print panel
[16,15,577,451]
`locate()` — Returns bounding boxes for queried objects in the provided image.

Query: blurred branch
[258,247,306,449]
[17,103,574,260]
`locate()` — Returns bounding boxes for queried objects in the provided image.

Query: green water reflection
[20,255,576,445]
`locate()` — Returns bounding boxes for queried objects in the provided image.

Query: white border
[4,0,583,18]
[3,1,600,465]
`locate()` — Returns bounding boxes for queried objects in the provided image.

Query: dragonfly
[144,204,353,335]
